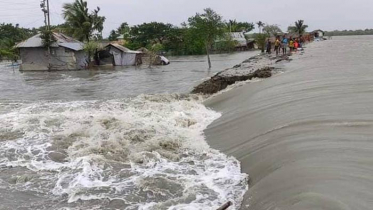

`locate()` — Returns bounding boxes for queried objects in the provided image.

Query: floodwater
[0,52,256,101]
[0,52,255,210]
[204,35,373,210]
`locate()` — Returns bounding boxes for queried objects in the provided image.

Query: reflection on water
[0,52,257,101]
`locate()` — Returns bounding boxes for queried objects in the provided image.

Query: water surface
[205,36,373,210]
[0,51,253,209]
[0,52,256,101]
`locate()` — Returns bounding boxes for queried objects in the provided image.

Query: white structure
[313,30,325,39]
[105,44,142,66]
[16,33,87,71]
[230,32,247,47]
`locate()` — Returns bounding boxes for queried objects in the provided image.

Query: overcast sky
[1,0,372,37]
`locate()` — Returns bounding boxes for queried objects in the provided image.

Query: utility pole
[40,0,47,28]
[46,0,51,30]
[40,0,51,68]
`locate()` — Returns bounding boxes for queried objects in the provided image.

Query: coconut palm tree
[62,0,105,42]
[288,20,308,36]
[227,19,238,32]
[256,21,265,33]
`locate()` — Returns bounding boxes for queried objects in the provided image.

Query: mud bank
[192,55,290,95]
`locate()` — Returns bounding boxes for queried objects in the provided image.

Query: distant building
[312,30,325,39]
[215,32,250,51]
[230,32,248,48]
[16,33,87,71]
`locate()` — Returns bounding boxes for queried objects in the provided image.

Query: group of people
[267,35,308,56]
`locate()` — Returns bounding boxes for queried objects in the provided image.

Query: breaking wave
[0,94,248,210]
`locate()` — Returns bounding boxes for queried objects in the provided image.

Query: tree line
[0,0,257,68]
[325,29,373,36]
[1,0,316,67]
[107,15,255,57]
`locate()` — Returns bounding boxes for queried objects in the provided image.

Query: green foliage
[130,22,173,46]
[108,22,131,41]
[147,43,165,67]
[288,20,308,36]
[104,11,255,56]
[40,29,56,48]
[187,8,225,68]
[214,34,237,53]
[180,27,205,55]
[187,8,225,47]
[263,24,283,37]
[254,33,269,53]
[83,41,99,62]
[226,20,255,32]
[124,41,142,51]
[62,0,106,42]
[0,39,17,60]
[149,43,164,52]
[108,30,119,41]
[117,22,131,39]
[0,23,35,60]
[0,23,35,43]
[256,21,265,33]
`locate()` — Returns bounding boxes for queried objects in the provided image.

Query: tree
[227,20,255,32]
[214,33,237,53]
[108,30,119,41]
[40,29,56,48]
[117,22,131,39]
[187,8,225,69]
[254,33,269,53]
[108,22,131,41]
[147,43,164,68]
[288,20,308,36]
[0,23,34,43]
[0,38,17,60]
[256,21,265,34]
[162,27,187,55]
[129,22,173,47]
[0,23,35,60]
[62,0,105,42]
[83,41,99,64]
[263,24,283,37]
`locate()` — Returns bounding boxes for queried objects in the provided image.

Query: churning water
[0,52,254,210]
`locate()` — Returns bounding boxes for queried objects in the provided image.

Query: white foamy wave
[0,94,248,210]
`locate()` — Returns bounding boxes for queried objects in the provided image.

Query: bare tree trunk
[206,43,211,69]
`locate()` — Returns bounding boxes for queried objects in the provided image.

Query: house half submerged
[104,43,142,66]
[16,33,87,71]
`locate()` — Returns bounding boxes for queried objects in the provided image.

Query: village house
[230,32,249,50]
[101,43,142,66]
[312,29,325,39]
[16,33,87,71]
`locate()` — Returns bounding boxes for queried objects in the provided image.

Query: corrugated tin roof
[106,43,141,54]
[59,42,84,51]
[16,32,84,51]
[16,34,59,48]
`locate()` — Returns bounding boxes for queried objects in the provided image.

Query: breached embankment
[192,55,290,95]
[203,38,373,210]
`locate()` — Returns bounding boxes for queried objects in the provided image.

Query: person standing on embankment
[282,35,288,55]
[275,36,281,56]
